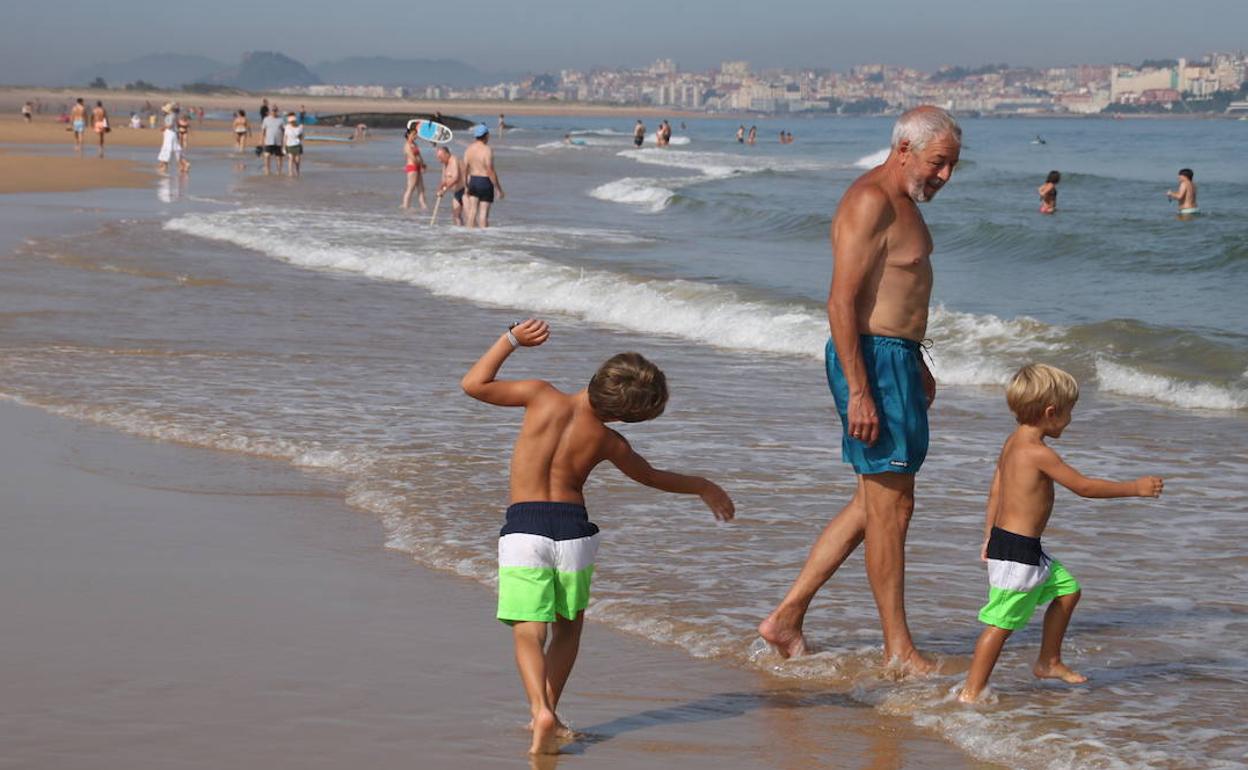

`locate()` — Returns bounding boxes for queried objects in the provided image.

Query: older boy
[461,319,734,754]
[959,364,1163,703]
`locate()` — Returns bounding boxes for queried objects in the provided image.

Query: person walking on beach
[461,319,734,755]
[463,124,503,228]
[633,119,646,148]
[70,98,86,153]
[958,364,1163,703]
[400,125,427,211]
[91,101,109,158]
[758,106,961,674]
[176,110,191,150]
[260,108,285,175]
[259,98,269,121]
[434,145,465,226]
[1166,168,1199,218]
[21,101,33,122]
[232,109,250,153]
[156,103,189,175]
[1038,170,1060,215]
[283,112,304,177]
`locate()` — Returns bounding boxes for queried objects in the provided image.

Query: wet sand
[0,399,990,769]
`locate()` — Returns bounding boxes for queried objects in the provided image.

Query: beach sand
[0,400,990,769]
[0,150,153,194]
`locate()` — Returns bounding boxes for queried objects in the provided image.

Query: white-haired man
[759,106,961,674]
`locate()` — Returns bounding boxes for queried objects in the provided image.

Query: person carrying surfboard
[463,124,504,228]
[401,125,428,211]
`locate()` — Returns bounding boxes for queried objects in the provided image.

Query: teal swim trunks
[825,335,929,475]
[978,526,1081,631]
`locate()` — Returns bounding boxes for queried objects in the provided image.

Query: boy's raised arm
[1035,446,1163,499]
[460,319,551,406]
[605,432,734,521]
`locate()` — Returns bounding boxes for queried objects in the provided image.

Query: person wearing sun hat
[462,123,504,228]
[156,102,188,175]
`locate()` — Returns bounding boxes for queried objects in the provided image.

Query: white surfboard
[407,119,453,144]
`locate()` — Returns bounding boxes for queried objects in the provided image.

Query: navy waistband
[986,526,1044,565]
[501,501,597,541]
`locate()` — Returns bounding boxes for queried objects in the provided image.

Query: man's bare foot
[885,648,937,677]
[528,709,560,755]
[758,612,807,659]
[1033,661,1087,684]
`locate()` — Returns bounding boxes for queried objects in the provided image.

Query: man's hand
[510,318,549,347]
[847,391,880,447]
[1135,476,1164,498]
[920,362,936,408]
[698,480,735,522]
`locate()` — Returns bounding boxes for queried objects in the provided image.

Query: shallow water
[1,116,1245,769]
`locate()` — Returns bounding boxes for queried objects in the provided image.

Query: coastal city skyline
[5,0,1245,85]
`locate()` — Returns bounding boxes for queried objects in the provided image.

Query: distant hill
[71,54,227,89]
[205,51,320,91]
[314,56,501,88]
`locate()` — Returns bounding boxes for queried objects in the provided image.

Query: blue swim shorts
[825,335,929,475]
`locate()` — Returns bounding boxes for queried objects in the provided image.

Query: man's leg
[512,621,559,754]
[861,472,931,672]
[478,200,492,228]
[464,195,479,228]
[758,478,868,657]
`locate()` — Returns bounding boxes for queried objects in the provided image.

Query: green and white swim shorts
[979,526,1081,631]
[497,501,600,624]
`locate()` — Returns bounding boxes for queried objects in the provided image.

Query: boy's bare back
[508,385,625,504]
[989,430,1060,538]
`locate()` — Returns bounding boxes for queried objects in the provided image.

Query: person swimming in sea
[1038,170,1060,215]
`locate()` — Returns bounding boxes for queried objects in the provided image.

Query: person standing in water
[91,100,109,158]
[758,107,961,674]
[401,125,428,211]
[69,98,86,153]
[1166,168,1198,217]
[463,124,504,228]
[633,120,646,148]
[1038,171,1060,215]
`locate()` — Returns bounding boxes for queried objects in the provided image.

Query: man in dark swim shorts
[463,124,504,228]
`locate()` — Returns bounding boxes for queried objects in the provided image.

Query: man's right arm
[827,186,890,446]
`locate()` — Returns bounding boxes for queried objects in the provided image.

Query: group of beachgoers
[401,122,503,228]
[461,106,1167,755]
[1037,167,1198,217]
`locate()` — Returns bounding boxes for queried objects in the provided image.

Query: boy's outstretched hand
[1136,476,1164,498]
[511,318,550,347]
[699,480,735,522]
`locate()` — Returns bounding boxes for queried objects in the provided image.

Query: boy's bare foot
[758,612,807,658]
[1033,661,1087,684]
[956,686,980,704]
[528,709,561,755]
[526,716,576,739]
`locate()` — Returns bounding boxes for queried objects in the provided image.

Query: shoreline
[0,161,994,768]
[0,398,989,769]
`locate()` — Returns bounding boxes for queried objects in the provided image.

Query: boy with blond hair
[959,364,1163,703]
[461,319,734,754]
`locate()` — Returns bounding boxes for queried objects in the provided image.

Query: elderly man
[434,145,466,226]
[759,106,961,674]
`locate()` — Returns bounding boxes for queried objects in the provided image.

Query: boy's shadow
[556,688,864,756]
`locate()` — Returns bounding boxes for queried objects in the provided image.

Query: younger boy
[461,319,734,754]
[959,364,1163,703]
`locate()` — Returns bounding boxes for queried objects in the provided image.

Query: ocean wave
[1095,359,1248,411]
[853,147,890,168]
[588,178,677,212]
[619,147,829,177]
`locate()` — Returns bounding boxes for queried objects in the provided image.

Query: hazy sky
[5,0,1244,84]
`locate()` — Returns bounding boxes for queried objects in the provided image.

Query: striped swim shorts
[497,501,600,624]
[978,526,1081,631]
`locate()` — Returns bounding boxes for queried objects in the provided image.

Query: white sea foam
[1095,359,1248,411]
[588,177,677,212]
[619,148,828,177]
[854,147,891,168]
[166,210,1056,388]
